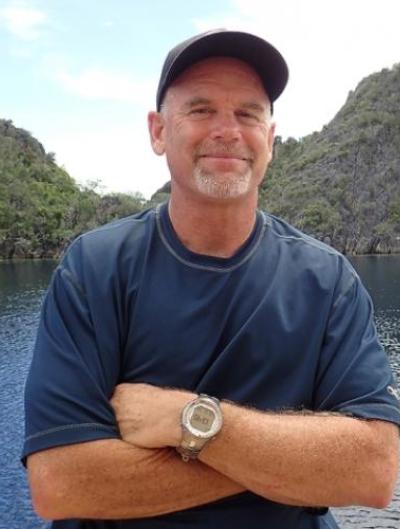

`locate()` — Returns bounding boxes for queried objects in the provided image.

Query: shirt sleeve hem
[21,423,120,467]
[332,403,400,425]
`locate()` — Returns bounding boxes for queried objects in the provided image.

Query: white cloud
[0,1,47,40]
[49,124,170,199]
[192,0,400,139]
[55,68,157,106]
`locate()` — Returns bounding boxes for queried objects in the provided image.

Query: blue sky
[1,0,399,198]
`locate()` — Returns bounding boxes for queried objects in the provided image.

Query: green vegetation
[258,63,400,254]
[0,120,145,258]
[1,63,399,258]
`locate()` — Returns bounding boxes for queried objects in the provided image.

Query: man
[24,29,400,529]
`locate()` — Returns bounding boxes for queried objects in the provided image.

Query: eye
[236,110,260,123]
[192,108,209,113]
[188,107,214,118]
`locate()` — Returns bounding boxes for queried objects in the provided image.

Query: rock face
[259,64,400,254]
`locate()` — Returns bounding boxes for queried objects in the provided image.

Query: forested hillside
[258,64,400,254]
[0,120,144,258]
[1,63,399,258]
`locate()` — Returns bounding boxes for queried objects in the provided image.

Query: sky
[1,0,399,199]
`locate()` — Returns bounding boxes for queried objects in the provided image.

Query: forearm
[28,438,244,520]
[199,403,399,508]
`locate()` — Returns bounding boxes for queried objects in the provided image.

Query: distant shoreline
[1,251,400,262]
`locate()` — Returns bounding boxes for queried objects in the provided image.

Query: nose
[209,111,241,142]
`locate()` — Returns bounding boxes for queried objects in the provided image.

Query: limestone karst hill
[259,64,400,254]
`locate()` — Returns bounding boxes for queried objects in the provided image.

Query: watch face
[190,404,215,433]
[184,398,222,438]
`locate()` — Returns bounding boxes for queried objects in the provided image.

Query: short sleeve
[22,239,121,464]
[314,266,400,425]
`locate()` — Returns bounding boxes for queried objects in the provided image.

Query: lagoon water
[0,257,399,529]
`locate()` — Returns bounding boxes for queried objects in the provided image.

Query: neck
[168,186,259,258]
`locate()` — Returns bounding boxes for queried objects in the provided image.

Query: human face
[148,57,275,201]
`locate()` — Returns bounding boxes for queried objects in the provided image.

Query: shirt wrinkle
[60,266,87,298]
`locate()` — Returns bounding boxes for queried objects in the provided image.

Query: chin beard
[193,167,252,199]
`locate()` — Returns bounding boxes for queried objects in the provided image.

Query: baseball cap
[156,29,289,112]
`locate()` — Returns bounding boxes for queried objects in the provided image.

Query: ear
[148,111,166,156]
[266,121,276,163]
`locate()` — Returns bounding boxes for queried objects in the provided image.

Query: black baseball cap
[156,29,289,112]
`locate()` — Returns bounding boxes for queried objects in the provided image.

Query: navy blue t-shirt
[23,203,400,529]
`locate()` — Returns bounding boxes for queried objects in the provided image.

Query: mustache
[195,142,253,161]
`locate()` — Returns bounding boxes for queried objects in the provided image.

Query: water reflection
[0,260,56,316]
[350,255,400,311]
[350,256,400,383]
[0,260,57,529]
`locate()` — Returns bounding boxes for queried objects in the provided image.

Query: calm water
[0,256,399,529]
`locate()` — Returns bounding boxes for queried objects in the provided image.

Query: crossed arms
[28,383,399,520]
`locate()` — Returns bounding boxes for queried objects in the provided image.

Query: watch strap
[177,429,210,462]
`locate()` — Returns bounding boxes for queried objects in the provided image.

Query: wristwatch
[177,394,223,462]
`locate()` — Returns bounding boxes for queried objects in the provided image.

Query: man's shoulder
[68,206,156,255]
[264,212,339,255]
[264,212,344,258]
[82,206,155,242]
[262,211,358,281]
[59,207,158,278]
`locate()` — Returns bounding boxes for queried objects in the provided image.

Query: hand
[110,383,196,449]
